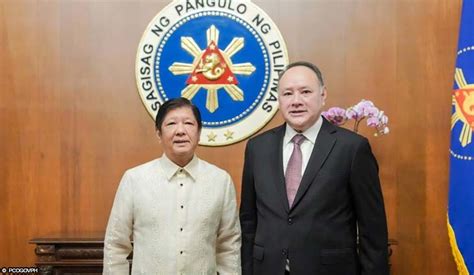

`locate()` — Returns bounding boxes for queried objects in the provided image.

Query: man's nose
[176,123,186,134]
[291,93,303,105]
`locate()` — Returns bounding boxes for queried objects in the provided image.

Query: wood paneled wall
[0,0,460,274]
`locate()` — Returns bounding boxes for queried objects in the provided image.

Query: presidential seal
[136,0,288,146]
[452,46,474,157]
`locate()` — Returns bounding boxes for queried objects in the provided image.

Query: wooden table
[30,233,130,274]
[30,233,397,274]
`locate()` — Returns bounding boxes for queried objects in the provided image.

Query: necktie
[285,134,305,207]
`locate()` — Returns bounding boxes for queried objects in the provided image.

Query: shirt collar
[284,116,323,145]
[159,154,199,182]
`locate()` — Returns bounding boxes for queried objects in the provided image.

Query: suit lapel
[291,119,337,210]
[271,124,290,213]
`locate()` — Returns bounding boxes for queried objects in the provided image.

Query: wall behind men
[0,0,460,274]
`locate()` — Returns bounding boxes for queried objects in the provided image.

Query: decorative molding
[38,265,53,275]
[35,245,55,255]
[57,248,103,259]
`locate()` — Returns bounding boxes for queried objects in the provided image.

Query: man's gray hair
[278,61,325,87]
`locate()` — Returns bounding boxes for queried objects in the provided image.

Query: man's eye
[283,92,292,96]
[185,122,194,125]
[166,122,176,126]
[302,90,312,94]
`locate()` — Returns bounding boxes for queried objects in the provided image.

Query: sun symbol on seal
[452,68,474,147]
[168,25,256,113]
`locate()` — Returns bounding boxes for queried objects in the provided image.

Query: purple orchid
[367,116,380,127]
[322,107,347,126]
[323,99,389,136]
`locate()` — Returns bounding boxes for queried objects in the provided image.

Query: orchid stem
[354,119,361,133]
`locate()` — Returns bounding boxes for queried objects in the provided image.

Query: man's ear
[321,86,327,105]
[156,129,162,142]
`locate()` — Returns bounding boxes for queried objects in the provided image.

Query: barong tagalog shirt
[103,155,241,274]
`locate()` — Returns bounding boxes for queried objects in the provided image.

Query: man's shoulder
[247,124,284,146]
[124,158,160,176]
[333,124,366,141]
[198,158,227,174]
[328,123,371,152]
[197,158,231,180]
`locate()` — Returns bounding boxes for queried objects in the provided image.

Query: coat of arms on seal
[136,0,288,146]
[452,46,474,154]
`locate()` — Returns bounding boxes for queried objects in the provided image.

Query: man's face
[157,107,200,166]
[278,66,327,132]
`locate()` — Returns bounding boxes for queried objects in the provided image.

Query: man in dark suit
[240,61,388,275]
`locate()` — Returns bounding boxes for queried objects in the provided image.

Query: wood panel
[0,0,460,274]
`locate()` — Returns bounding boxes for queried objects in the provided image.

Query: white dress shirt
[103,155,241,275]
[283,116,323,176]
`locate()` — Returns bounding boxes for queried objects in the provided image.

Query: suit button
[282,249,288,256]
[288,218,293,225]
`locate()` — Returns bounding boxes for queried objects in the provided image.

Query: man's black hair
[155,97,202,131]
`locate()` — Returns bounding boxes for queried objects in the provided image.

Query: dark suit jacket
[240,118,389,275]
